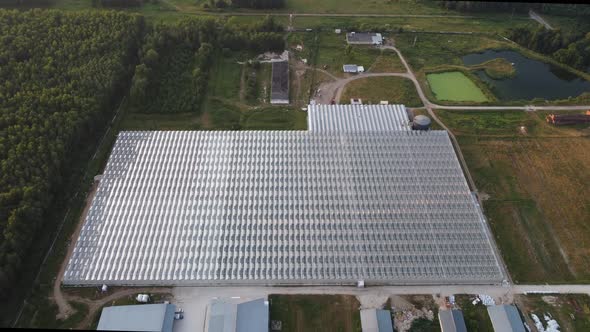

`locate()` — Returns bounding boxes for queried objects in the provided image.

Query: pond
[427,71,488,102]
[462,50,590,101]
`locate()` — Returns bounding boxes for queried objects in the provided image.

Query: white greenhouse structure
[63,105,505,286]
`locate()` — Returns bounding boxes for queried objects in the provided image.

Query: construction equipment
[546,113,590,125]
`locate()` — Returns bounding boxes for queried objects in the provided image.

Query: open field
[516,294,590,332]
[427,71,488,102]
[455,295,494,332]
[436,110,590,283]
[341,76,421,106]
[292,15,530,33]
[368,49,405,73]
[269,294,362,332]
[179,0,447,15]
[315,33,383,77]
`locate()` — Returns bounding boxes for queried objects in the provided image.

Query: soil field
[436,110,590,283]
[427,71,488,102]
[269,294,362,332]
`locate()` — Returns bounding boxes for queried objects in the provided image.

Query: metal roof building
[487,305,526,332]
[346,32,383,45]
[97,304,176,332]
[207,298,269,332]
[360,309,393,332]
[270,60,289,104]
[308,104,410,132]
[438,309,467,332]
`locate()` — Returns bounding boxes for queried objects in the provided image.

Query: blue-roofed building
[438,309,467,332]
[360,309,393,332]
[97,303,176,332]
[487,305,526,332]
[207,298,269,332]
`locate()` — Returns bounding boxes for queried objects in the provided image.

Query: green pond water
[427,71,488,102]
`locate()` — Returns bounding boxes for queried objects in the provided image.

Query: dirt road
[529,10,553,30]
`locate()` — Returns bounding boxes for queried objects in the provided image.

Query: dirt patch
[392,295,437,332]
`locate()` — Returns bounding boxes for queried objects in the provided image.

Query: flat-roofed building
[487,305,526,332]
[346,32,383,45]
[97,304,176,332]
[63,104,505,286]
[270,60,289,104]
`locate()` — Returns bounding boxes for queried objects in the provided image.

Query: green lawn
[341,76,422,106]
[436,110,590,283]
[269,294,362,332]
[455,295,494,332]
[427,71,488,102]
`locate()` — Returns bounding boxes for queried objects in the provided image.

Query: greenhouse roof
[308,104,410,132]
[63,130,504,285]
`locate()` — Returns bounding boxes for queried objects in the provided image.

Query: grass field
[368,49,405,73]
[455,295,494,332]
[341,76,422,106]
[427,71,488,102]
[314,33,383,77]
[436,110,590,283]
[183,0,447,14]
[516,294,590,332]
[269,294,362,332]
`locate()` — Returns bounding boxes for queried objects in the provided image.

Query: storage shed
[270,60,289,104]
[97,304,176,332]
[360,309,393,332]
[207,298,269,332]
[438,309,467,332]
[346,32,383,45]
[487,305,526,332]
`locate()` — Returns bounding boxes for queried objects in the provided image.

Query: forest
[439,2,590,16]
[506,26,590,71]
[129,15,284,113]
[0,9,144,297]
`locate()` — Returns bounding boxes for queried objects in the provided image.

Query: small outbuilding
[438,309,467,332]
[487,305,526,332]
[360,309,393,332]
[343,64,364,73]
[346,32,383,45]
[97,303,176,332]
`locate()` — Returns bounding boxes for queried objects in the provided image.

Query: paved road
[529,10,554,30]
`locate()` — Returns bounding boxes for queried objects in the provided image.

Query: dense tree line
[439,1,590,16]
[438,1,531,13]
[506,26,590,71]
[0,9,143,297]
[206,0,284,9]
[92,0,145,7]
[231,0,284,9]
[0,0,52,6]
[130,16,284,113]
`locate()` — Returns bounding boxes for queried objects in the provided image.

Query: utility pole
[412,36,417,47]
